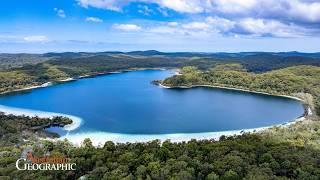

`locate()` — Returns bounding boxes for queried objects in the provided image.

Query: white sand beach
[61,84,310,146]
[61,116,305,147]
[58,78,75,82]
[0,105,82,131]
[60,128,267,146]
[0,69,310,147]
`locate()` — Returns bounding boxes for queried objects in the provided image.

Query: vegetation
[163,65,320,116]
[0,118,320,179]
[43,51,320,72]
[1,51,319,94]
[0,55,230,94]
[0,113,72,146]
[239,54,320,72]
[0,52,320,179]
[0,54,49,69]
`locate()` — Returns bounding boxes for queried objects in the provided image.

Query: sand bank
[0,105,82,131]
[61,116,305,146]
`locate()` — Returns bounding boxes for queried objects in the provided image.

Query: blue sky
[0,0,319,53]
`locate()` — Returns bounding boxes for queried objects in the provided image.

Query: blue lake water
[0,70,304,136]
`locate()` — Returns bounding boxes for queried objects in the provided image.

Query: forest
[1,51,320,94]
[162,65,320,116]
[0,115,319,179]
[0,113,72,146]
[0,52,320,179]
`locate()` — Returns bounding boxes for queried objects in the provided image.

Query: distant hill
[42,50,320,59]
[0,53,50,69]
[1,50,320,72]
[240,54,320,72]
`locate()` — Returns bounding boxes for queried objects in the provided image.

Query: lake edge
[0,69,310,145]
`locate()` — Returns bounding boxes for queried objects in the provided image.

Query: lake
[0,70,304,143]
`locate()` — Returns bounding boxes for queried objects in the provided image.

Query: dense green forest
[0,54,49,69]
[0,55,229,93]
[0,115,320,179]
[1,51,320,94]
[0,52,320,179]
[162,65,320,116]
[0,113,72,146]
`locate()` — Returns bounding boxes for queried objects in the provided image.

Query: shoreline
[0,68,171,135]
[0,67,169,96]
[0,69,312,146]
[0,105,82,132]
[61,115,307,147]
[60,81,311,146]
[158,83,306,103]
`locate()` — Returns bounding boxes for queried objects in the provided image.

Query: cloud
[168,22,179,26]
[77,0,320,37]
[149,26,186,35]
[85,17,103,23]
[157,7,169,17]
[205,16,235,33]
[76,0,204,13]
[0,35,20,43]
[113,24,142,31]
[76,0,130,11]
[23,35,49,42]
[145,16,313,38]
[182,22,211,31]
[156,0,205,13]
[138,5,154,16]
[54,8,66,18]
[76,0,320,24]
[229,18,309,38]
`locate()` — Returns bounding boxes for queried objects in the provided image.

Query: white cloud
[76,0,320,24]
[232,18,308,37]
[146,16,311,38]
[210,0,257,14]
[149,26,186,35]
[54,8,66,18]
[138,5,153,16]
[23,35,49,42]
[77,0,129,11]
[0,35,20,43]
[113,24,142,31]
[77,0,320,37]
[205,16,235,33]
[182,22,211,30]
[168,22,179,26]
[157,7,169,16]
[85,17,103,23]
[286,0,320,23]
[157,0,204,13]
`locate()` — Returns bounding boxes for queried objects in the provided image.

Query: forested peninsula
[161,65,320,116]
[0,51,320,179]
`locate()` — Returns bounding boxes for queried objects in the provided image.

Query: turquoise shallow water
[0,70,304,135]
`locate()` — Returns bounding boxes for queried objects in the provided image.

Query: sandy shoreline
[0,105,82,131]
[0,82,54,95]
[0,69,312,146]
[0,68,170,134]
[60,82,310,146]
[61,127,269,146]
[61,116,307,146]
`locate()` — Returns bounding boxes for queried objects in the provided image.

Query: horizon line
[1,50,320,55]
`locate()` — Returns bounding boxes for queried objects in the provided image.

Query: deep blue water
[0,70,304,135]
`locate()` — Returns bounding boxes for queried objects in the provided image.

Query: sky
[0,0,319,53]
